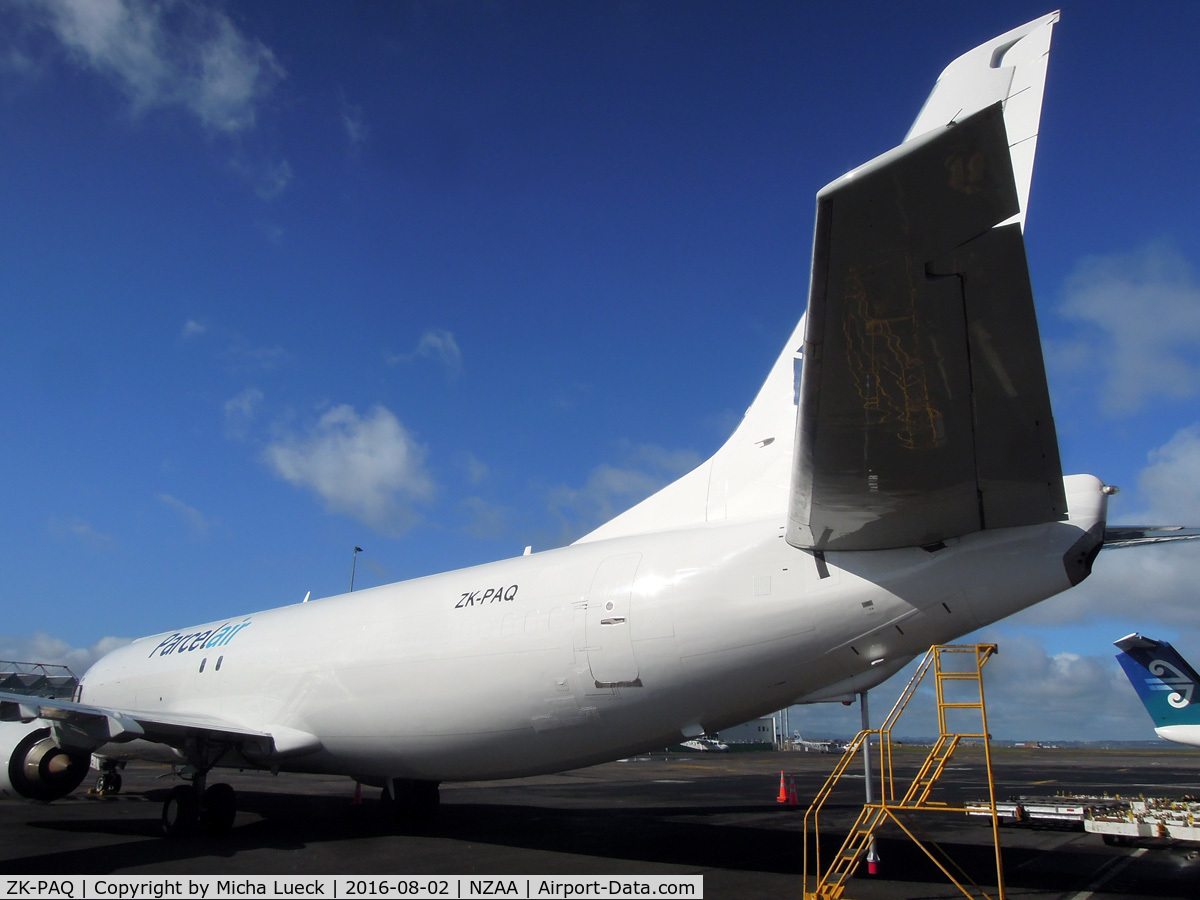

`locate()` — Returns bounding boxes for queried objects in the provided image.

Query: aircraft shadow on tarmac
[4,788,1195,896]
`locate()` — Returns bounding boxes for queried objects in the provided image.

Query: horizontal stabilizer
[1103,526,1200,549]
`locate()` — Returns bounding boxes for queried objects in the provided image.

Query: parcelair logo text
[148,618,252,658]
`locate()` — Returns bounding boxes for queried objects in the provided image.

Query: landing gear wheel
[161,784,199,838]
[96,771,123,795]
[201,783,237,834]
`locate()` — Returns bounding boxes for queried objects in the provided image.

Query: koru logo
[1149,658,1194,709]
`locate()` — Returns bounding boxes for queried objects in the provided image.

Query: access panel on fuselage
[585,554,642,687]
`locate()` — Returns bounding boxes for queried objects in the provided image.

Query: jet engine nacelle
[1,721,90,802]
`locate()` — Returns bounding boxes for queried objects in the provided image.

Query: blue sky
[1,1,1198,742]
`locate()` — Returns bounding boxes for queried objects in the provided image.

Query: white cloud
[388,329,463,380]
[1055,244,1200,415]
[264,404,435,535]
[223,386,263,437]
[188,9,281,133]
[259,221,284,245]
[156,492,209,539]
[459,496,511,541]
[342,97,368,152]
[183,320,288,371]
[1,40,39,78]
[1137,424,1200,524]
[47,515,114,549]
[253,157,292,201]
[790,634,1152,743]
[228,149,295,202]
[182,318,207,338]
[787,633,1152,748]
[548,442,702,542]
[463,453,489,486]
[224,336,289,372]
[973,634,1146,741]
[0,632,132,678]
[24,0,284,135]
[1014,544,1200,633]
[1003,422,1200,631]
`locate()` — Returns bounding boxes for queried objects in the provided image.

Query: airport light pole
[350,546,363,592]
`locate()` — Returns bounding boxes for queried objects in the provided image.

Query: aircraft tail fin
[577,13,1064,548]
[1115,633,1200,747]
[786,12,1066,552]
[576,317,804,543]
[907,10,1059,233]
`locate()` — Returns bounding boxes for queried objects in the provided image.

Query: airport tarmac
[4,747,1200,898]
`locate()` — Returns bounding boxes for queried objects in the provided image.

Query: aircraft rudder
[1115,633,1200,728]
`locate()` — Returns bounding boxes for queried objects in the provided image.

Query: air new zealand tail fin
[1115,633,1200,748]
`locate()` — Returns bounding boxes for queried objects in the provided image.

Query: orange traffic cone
[776,771,788,803]
[787,776,800,806]
[352,781,363,805]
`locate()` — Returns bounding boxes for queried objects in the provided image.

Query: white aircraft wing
[786,98,1066,551]
[0,690,314,760]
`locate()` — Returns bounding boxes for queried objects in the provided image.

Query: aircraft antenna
[350,546,363,592]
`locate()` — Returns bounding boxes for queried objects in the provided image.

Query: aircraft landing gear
[95,760,124,795]
[160,769,237,837]
[161,784,199,837]
[201,782,237,833]
[380,778,440,825]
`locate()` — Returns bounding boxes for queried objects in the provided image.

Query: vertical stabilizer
[578,13,1063,548]
[1115,633,1200,748]
[786,13,1065,552]
[576,317,804,543]
[906,11,1059,232]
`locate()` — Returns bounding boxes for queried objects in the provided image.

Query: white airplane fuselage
[82,474,1107,782]
[1155,725,1200,748]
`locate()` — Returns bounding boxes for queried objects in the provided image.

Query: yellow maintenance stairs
[802,644,1006,900]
